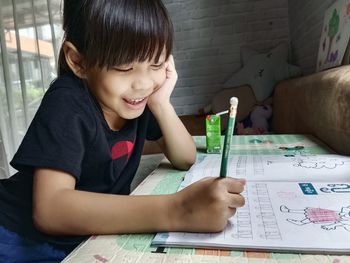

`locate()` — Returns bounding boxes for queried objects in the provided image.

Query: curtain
[0,0,62,178]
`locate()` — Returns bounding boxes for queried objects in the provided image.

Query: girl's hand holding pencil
[171,177,246,232]
[163,96,245,233]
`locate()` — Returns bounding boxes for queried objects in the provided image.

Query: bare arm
[33,168,174,235]
[33,168,245,235]
[148,55,196,170]
[153,104,196,170]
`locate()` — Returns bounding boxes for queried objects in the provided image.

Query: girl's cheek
[153,71,166,86]
[159,76,167,87]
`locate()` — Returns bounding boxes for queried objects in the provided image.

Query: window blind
[0,0,62,178]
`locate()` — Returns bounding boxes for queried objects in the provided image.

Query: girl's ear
[63,41,86,78]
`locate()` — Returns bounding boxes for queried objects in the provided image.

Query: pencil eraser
[230,97,238,107]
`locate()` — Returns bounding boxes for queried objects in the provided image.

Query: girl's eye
[113,67,133,72]
[151,63,164,70]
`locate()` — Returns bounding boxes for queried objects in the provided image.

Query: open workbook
[152,154,350,254]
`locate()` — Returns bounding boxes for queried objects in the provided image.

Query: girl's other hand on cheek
[147,55,178,111]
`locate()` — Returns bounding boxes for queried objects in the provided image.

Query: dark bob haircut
[58,0,173,75]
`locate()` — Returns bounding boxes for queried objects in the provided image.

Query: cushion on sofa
[223,43,301,102]
[211,85,257,122]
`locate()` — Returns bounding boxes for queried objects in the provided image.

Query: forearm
[33,171,246,236]
[34,189,178,235]
[151,102,196,170]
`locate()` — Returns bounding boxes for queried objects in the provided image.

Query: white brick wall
[164,0,290,115]
[288,0,336,74]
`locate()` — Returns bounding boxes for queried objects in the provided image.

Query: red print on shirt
[111,141,134,160]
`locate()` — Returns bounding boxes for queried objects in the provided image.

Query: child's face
[86,53,167,126]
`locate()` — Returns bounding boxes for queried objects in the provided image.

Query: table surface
[63,134,350,263]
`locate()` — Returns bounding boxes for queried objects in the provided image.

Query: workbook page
[153,181,350,253]
[184,154,350,184]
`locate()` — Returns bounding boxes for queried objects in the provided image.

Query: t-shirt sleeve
[10,87,95,181]
[146,108,162,141]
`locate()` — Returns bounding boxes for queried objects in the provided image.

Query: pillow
[211,85,256,122]
[223,43,302,101]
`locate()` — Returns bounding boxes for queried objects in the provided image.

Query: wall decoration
[316,0,350,71]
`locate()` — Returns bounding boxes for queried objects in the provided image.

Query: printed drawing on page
[280,205,350,232]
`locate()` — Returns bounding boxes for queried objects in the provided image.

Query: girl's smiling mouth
[123,97,148,108]
[124,97,146,104]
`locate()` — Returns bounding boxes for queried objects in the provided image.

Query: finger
[168,54,175,68]
[166,55,177,73]
[227,207,237,218]
[235,178,246,185]
[228,194,245,208]
[223,178,245,194]
[223,177,246,184]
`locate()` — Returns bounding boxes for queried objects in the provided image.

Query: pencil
[220,97,239,177]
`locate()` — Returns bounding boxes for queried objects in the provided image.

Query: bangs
[83,0,173,68]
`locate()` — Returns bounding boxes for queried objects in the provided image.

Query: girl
[0,0,245,261]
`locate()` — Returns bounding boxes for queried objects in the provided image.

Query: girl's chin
[120,106,147,120]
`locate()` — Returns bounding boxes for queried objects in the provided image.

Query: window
[0,0,62,178]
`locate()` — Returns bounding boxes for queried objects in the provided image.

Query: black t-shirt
[0,72,162,253]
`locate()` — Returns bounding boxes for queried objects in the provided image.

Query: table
[63,134,350,263]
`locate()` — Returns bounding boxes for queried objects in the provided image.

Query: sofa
[143,65,350,155]
[273,65,350,155]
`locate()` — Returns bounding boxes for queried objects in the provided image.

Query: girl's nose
[132,75,154,91]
